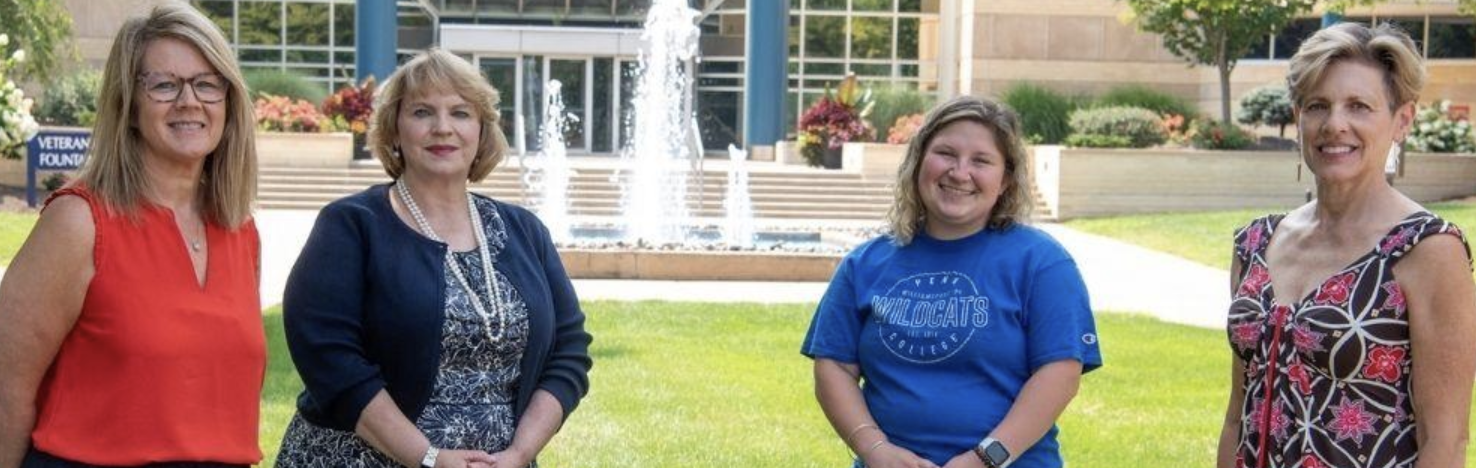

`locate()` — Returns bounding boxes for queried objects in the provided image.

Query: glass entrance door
[547,58,589,152]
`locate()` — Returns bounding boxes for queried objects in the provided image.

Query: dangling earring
[1296,162,1302,182]
[392,146,403,159]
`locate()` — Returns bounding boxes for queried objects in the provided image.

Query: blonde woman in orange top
[0,2,263,466]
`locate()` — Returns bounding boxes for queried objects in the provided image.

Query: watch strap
[420,446,440,468]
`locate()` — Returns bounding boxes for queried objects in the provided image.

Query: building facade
[61,0,1476,156]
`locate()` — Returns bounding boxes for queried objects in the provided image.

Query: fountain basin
[560,249,841,281]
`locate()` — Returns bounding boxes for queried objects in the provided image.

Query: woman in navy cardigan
[275,49,592,468]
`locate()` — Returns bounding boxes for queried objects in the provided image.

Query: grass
[0,211,39,266]
[1064,201,1476,271]
[255,303,1238,467]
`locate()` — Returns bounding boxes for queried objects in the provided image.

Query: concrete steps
[256,165,1054,221]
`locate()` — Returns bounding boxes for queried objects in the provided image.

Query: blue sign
[26,128,91,207]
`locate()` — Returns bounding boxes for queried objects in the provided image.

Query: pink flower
[1241,224,1266,253]
[1292,323,1325,355]
[1362,346,1406,383]
[1301,454,1325,468]
[1382,282,1406,316]
[1230,321,1262,350]
[1287,362,1312,395]
[1313,272,1357,305]
[1251,397,1292,442]
[1380,227,1415,254]
[1328,397,1378,446]
[1239,264,1270,296]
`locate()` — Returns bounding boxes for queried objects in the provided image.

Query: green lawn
[1064,201,1476,271]
[0,211,38,266]
[256,304,1235,467]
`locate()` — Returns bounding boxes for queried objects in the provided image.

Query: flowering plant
[0,34,39,160]
[255,94,333,133]
[797,74,873,167]
[1406,100,1475,154]
[322,77,375,134]
[886,113,924,145]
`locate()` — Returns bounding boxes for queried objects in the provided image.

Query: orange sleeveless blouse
[30,186,265,465]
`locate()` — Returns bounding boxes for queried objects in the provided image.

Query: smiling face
[397,89,482,183]
[917,120,1009,240]
[135,37,227,167]
[1297,59,1414,186]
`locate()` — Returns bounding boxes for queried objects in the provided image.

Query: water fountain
[523,79,574,243]
[723,144,754,248]
[617,0,700,246]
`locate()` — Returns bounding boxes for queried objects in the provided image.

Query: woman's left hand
[488,447,532,468]
[942,452,987,468]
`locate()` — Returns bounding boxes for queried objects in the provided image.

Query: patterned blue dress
[276,201,532,467]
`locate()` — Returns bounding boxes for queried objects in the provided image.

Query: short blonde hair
[79,0,256,228]
[1287,22,1425,110]
[368,48,508,182]
[887,96,1034,245]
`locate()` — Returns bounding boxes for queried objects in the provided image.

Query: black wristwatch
[973,437,1011,468]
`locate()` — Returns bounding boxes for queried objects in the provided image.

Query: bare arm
[488,390,564,467]
[944,360,1084,468]
[354,390,496,468]
[0,197,94,467]
[1399,235,1476,468]
[1217,256,1248,468]
[814,358,937,468]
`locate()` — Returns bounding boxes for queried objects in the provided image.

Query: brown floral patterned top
[1227,212,1469,468]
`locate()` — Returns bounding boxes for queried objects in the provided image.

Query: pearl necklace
[396,181,506,344]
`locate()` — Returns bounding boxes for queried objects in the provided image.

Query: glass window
[592,58,614,153]
[789,16,801,56]
[240,48,282,63]
[192,0,235,40]
[700,61,742,74]
[334,3,355,48]
[788,61,800,74]
[807,0,846,10]
[523,55,544,152]
[898,63,918,77]
[697,91,741,151]
[525,0,567,16]
[853,0,892,11]
[480,57,518,150]
[897,17,919,59]
[851,63,891,76]
[805,15,845,57]
[617,0,653,16]
[1380,17,1425,54]
[572,0,615,17]
[898,0,922,12]
[1429,17,1475,59]
[239,1,283,46]
[618,60,639,150]
[286,49,329,64]
[287,3,331,47]
[851,16,893,59]
[1272,18,1320,59]
[441,0,473,15]
[805,61,844,75]
[334,51,355,66]
[699,77,741,87]
[550,59,587,150]
[784,90,800,137]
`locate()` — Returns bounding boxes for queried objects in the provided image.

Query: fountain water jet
[723,144,754,248]
[524,79,574,243]
[618,0,701,246]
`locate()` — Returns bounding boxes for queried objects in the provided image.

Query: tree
[1123,0,1316,123]
[0,0,74,80]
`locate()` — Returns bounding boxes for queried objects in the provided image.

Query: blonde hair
[887,95,1034,245]
[368,48,508,182]
[79,0,256,229]
[1287,22,1425,110]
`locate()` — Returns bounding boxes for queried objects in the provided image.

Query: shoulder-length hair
[368,48,509,182]
[79,0,256,229]
[887,95,1034,246]
[1286,21,1425,111]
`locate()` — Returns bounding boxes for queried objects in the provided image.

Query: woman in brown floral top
[1217,22,1476,468]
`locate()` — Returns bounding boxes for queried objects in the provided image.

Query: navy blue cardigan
[283,183,592,431]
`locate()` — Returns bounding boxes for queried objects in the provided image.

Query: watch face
[984,441,1010,464]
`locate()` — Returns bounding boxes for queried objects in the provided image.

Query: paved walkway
[256,210,1230,329]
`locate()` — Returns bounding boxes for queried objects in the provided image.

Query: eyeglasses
[138,72,229,104]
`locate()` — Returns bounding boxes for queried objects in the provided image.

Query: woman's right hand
[434,449,497,468]
[862,441,940,468]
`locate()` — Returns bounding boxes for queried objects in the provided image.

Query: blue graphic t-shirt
[801,225,1102,466]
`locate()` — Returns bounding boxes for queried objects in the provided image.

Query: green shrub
[1064,133,1133,148]
[35,69,101,127]
[1001,83,1083,144]
[867,83,932,143]
[1407,100,1476,153]
[1235,85,1294,137]
[1189,119,1254,150]
[244,69,327,103]
[1095,84,1197,120]
[1067,106,1165,148]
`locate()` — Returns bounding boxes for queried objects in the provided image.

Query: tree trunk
[1217,36,1233,123]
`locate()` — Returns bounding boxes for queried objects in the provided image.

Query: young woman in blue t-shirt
[802,96,1102,468]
